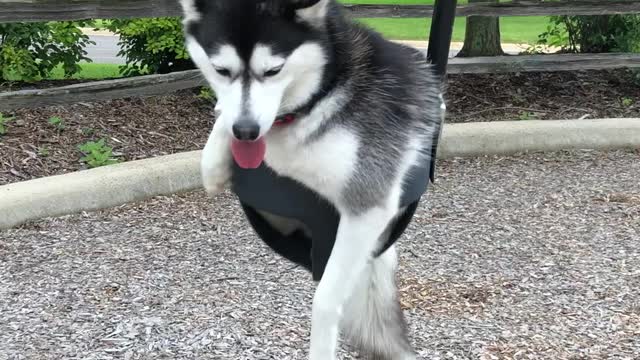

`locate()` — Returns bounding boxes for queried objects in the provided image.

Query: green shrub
[38,146,50,157]
[517,111,535,121]
[78,138,121,168]
[536,15,640,53]
[0,21,95,82]
[48,116,65,130]
[198,86,216,102]
[106,17,193,76]
[0,113,14,135]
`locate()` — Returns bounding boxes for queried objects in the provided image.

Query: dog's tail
[341,245,416,360]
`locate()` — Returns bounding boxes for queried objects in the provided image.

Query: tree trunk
[457,0,504,57]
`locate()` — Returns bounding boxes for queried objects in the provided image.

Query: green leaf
[77,138,121,168]
[105,17,193,76]
[0,20,92,81]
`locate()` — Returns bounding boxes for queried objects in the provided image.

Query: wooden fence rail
[0,71,204,111]
[3,53,640,112]
[2,0,640,22]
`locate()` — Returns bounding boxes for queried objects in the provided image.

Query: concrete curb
[1,118,639,230]
[439,118,640,158]
[1,151,202,230]
[393,40,560,54]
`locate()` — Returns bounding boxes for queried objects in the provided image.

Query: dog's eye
[214,67,231,77]
[264,66,283,78]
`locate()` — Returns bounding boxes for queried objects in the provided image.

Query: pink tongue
[231,138,266,169]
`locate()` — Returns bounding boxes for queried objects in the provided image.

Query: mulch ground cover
[2,150,639,359]
[1,69,638,185]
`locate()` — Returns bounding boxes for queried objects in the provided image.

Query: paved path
[2,149,638,359]
[86,34,125,64]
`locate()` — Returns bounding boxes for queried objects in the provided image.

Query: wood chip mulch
[1,69,638,185]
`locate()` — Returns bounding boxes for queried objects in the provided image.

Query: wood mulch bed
[1,69,638,185]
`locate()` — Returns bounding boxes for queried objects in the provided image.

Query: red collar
[273,113,296,127]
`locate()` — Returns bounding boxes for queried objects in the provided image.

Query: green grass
[359,16,549,43]
[344,0,548,43]
[87,15,549,44]
[50,63,122,80]
[345,0,457,4]
[345,0,529,3]
[5,62,122,82]
[16,0,548,85]
[88,19,111,29]
[344,0,530,5]
[86,0,550,44]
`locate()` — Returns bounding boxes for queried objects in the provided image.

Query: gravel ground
[1,149,639,360]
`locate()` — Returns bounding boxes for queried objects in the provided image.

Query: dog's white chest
[264,127,359,204]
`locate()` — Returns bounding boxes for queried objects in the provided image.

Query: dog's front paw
[309,351,337,360]
[201,159,231,196]
[200,127,233,197]
[202,171,230,196]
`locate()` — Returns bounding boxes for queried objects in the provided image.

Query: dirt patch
[0,89,214,185]
[593,192,640,205]
[398,275,504,315]
[1,69,638,185]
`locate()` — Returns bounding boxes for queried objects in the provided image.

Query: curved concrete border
[1,118,639,230]
[439,118,640,157]
[1,151,202,230]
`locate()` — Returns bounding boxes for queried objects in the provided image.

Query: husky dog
[179,0,444,358]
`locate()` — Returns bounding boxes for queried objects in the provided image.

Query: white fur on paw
[201,164,230,196]
[309,341,338,360]
[309,353,337,360]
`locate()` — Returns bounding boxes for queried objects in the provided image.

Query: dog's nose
[232,121,260,141]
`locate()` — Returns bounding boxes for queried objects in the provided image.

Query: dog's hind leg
[342,245,415,360]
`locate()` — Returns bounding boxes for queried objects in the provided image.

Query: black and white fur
[179,1,445,358]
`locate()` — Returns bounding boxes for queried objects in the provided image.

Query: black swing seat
[230,142,438,282]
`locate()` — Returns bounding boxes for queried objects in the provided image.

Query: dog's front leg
[201,118,232,196]
[309,206,396,360]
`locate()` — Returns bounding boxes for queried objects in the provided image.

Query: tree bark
[457,0,504,57]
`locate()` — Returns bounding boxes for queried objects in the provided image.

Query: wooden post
[426,0,457,183]
[427,0,458,78]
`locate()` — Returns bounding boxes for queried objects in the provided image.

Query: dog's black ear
[288,0,329,26]
[288,0,322,10]
[179,0,213,23]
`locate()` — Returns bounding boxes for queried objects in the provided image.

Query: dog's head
[180,0,332,141]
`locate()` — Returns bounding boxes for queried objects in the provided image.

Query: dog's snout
[232,121,260,141]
